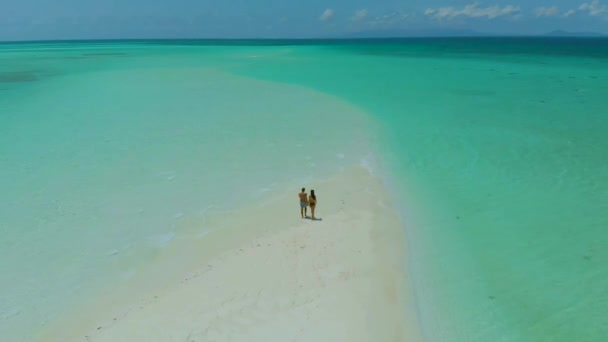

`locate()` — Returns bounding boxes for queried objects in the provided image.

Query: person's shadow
[305,216,323,221]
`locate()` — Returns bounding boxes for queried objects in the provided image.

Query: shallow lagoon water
[1,39,607,341]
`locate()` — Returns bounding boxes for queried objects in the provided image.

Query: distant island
[340,29,489,38]
[543,30,606,37]
[339,29,606,39]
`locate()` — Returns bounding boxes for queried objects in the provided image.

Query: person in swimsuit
[299,188,308,218]
[308,190,317,220]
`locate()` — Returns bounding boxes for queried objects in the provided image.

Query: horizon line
[2,34,607,44]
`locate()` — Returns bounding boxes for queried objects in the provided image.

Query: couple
[298,188,318,220]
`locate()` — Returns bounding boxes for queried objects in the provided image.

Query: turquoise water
[231,39,608,341]
[0,42,375,341]
[1,39,607,341]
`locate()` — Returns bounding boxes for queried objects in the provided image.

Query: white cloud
[425,3,521,20]
[535,6,559,17]
[579,0,607,15]
[352,9,368,21]
[562,9,577,17]
[319,9,334,21]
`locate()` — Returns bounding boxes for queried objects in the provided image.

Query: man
[298,188,308,218]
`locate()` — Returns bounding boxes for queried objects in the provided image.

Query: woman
[308,190,317,220]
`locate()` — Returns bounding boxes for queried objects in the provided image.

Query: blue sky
[1,0,607,41]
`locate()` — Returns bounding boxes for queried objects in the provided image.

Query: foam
[359,154,377,176]
[146,232,176,249]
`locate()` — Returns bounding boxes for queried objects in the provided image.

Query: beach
[35,166,419,341]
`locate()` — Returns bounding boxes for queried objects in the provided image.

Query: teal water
[0,42,376,341]
[1,39,607,341]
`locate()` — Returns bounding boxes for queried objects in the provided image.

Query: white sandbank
[36,166,421,341]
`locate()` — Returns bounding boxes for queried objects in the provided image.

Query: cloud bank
[425,3,521,20]
[579,0,607,16]
[535,6,559,17]
[351,9,368,22]
[319,9,334,22]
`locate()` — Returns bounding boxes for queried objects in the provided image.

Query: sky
[1,0,607,41]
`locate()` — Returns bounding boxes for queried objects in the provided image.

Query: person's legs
[311,205,316,219]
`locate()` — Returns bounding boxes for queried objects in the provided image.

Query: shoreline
[35,165,422,341]
[1,65,383,342]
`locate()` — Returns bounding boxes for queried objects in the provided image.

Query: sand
[35,166,420,341]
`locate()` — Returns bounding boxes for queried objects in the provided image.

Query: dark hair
[310,190,316,200]
[301,188,305,192]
